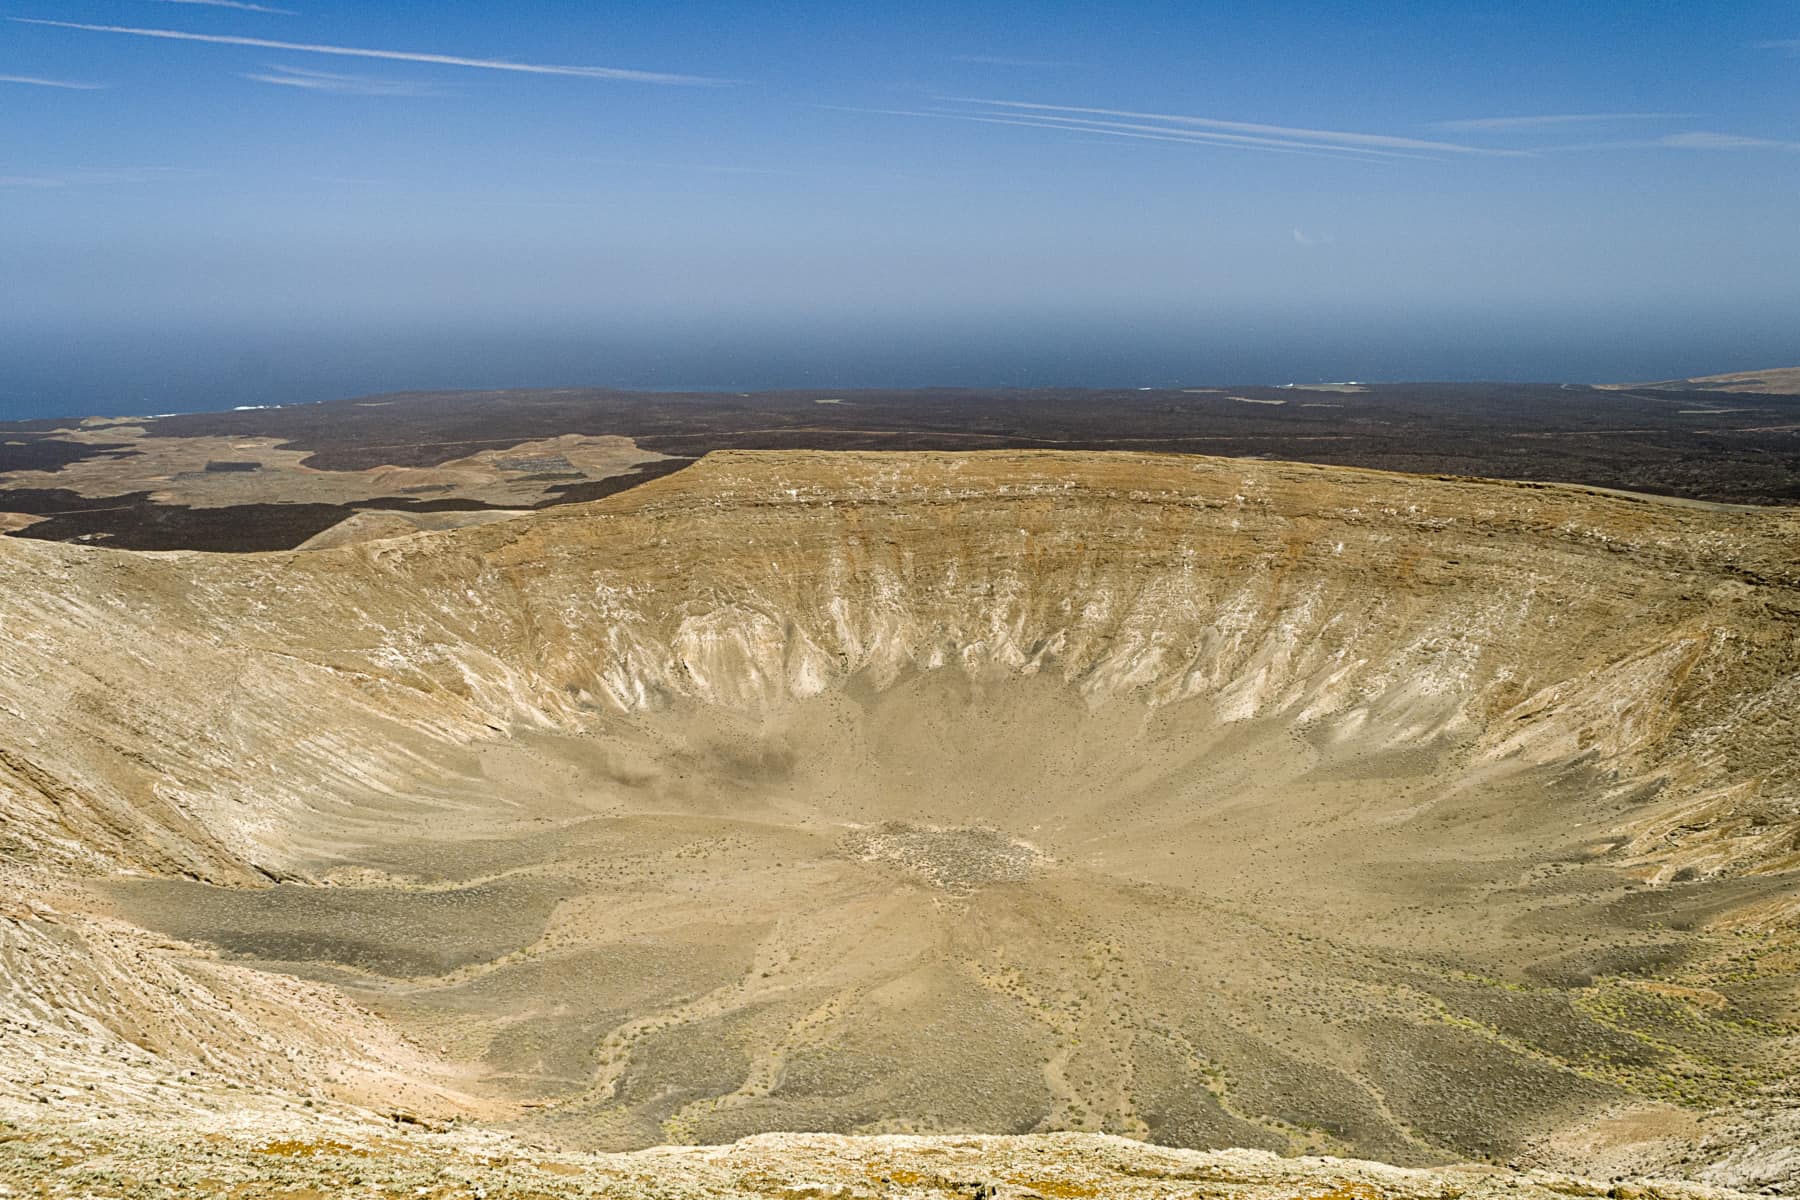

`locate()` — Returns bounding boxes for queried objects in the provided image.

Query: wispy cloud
[1433,113,1689,132]
[11,18,733,85]
[1659,131,1800,151]
[822,104,1412,160]
[153,0,295,14]
[1535,130,1800,154]
[1756,38,1800,51]
[1292,228,1334,247]
[0,73,109,89]
[465,198,607,210]
[243,64,441,96]
[71,165,197,183]
[0,166,192,188]
[943,98,1521,157]
[983,112,1430,158]
[951,55,1076,68]
[595,159,799,176]
[839,98,1512,161]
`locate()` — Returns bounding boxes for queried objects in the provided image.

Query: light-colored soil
[1601,367,1800,394]
[296,507,535,549]
[0,1122,1775,1199]
[0,425,664,508]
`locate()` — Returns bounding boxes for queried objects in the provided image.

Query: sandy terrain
[0,425,665,508]
[296,507,535,549]
[1602,367,1800,395]
[0,1123,1780,1199]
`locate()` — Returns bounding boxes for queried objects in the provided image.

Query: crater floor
[99,673,1791,1162]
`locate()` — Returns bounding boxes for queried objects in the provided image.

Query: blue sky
[3,1,1798,416]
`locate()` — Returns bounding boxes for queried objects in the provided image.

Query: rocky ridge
[3,451,1793,882]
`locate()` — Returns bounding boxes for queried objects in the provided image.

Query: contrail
[0,72,109,89]
[11,17,732,85]
[155,0,297,15]
[949,97,1517,155]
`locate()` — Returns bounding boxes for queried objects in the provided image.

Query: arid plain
[2,392,1797,1197]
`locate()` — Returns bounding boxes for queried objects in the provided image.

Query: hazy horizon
[5,313,1800,423]
[5,0,1797,420]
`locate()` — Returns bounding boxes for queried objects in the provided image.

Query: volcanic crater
[2,450,1796,1190]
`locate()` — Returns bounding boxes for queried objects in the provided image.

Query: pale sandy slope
[0,1122,1782,1199]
